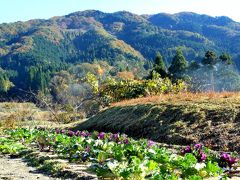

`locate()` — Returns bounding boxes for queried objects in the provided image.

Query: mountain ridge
[1,10,240,93]
[1,10,240,64]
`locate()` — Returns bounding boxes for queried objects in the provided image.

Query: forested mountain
[1,10,240,95]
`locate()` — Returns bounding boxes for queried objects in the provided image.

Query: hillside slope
[73,93,240,152]
[1,10,240,93]
[1,10,240,65]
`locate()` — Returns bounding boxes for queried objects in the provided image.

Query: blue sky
[0,0,239,23]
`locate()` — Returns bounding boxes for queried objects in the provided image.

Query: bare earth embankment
[73,92,240,152]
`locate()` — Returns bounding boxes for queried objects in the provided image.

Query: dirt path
[0,156,59,180]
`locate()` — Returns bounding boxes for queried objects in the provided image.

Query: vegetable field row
[0,128,239,179]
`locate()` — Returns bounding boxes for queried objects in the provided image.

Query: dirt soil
[0,156,58,180]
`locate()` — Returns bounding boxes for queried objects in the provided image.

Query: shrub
[100,78,187,103]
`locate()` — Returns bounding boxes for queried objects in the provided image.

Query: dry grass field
[0,102,59,131]
[74,92,240,152]
[0,102,87,132]
[111,92,240,107]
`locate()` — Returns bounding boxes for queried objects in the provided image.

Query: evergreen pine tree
[168,48,188,79]
[201,51,218,91]
[219,53,233,65]
[153,52,168,78]
[202,50,217,66]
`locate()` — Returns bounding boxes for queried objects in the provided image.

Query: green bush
[100,78,187,103]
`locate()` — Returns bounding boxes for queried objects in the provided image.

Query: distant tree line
[149,48,239,92]
[1,47,240,102]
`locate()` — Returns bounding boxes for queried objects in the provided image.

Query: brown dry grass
[0,102,86,132]
[75,92,240,152]
[111,92,240,107]
[0,102,55,131]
